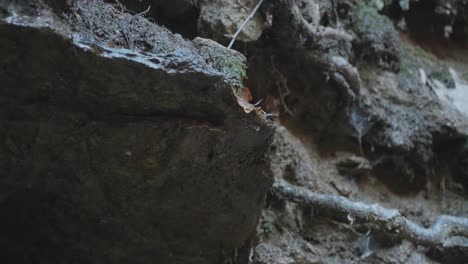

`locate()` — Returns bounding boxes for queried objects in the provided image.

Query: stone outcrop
[0,1,274,263]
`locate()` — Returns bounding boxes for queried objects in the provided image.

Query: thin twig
[332,0,341,30]
[228,0,266,49]
[270,57,295,116]
[113,0,126,12]
[277,76,295,117]
[136,5,151,17]
[122,29,132,49]
[128,5,151,24]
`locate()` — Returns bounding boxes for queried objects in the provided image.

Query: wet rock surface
[197,0,267,44]
[0,1,273,263]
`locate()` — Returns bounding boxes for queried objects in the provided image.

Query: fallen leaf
[240,86,253,102]
[232,88,261,114]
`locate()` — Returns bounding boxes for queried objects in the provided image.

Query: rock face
[197,0,267,44]
[0,1,274,263]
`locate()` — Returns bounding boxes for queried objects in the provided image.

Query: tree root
[270,57,295,116]
[270,0,361,93]
[300,16,353,43]
[273,181,468,253]
[304,53,361,94]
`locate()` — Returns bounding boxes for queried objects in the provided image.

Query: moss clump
[214,53,247,88]
[353,1,400,71]
[399,41,455,92]
[362,0,385,11]
[354,2,393,40]
[260,218,274,235]
[193,37,247,88]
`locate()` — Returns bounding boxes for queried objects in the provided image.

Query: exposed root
[271,0,361,93]
[112,0,125,12]
[277,81,295,117]
[134,5,151,17]
[270,58,295,117]
[300,17,353,43]
[305,53,361,94]
[273,181,468,255]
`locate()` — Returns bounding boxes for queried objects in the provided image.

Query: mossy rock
[353,1,400,71]
[193,37,247,89]
[399,42,455,91]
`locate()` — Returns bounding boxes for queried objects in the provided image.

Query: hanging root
[270,58,295,116]
[273,181,468,255]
